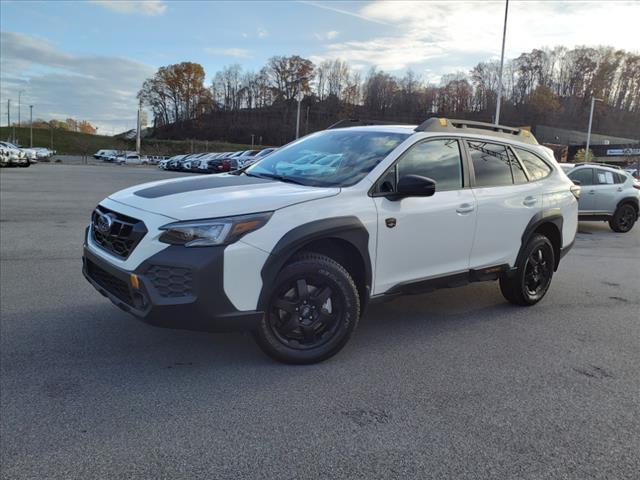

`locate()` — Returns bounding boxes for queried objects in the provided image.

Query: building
[534,125,639,165]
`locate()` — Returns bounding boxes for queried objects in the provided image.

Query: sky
[1,0,639,134]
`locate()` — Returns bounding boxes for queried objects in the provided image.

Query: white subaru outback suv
[83,118,579,364]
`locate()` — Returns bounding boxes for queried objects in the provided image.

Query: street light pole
[585,96,602,162]
[295,78,303,139]
[293,76,308,140]
[494,0,509,125]
[29,105,33,147]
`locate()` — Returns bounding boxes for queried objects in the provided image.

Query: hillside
[0,127,254,156]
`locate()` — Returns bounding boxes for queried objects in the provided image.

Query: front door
[568,167,598,212]
[372,138,477,294]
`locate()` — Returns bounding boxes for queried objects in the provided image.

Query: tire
[254,252,360,364]
[609,204,636,233]
[500,234,555,306]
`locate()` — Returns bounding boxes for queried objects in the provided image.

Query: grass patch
[0,127,254,156]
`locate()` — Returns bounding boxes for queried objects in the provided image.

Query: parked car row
[0,141,56,167]
[93,149,169,165]
[159,148,277,174]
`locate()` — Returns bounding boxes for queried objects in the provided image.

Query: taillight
[570,185,581,199]
[633,183,640,190]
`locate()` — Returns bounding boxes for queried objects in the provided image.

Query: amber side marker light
[130,274,140,289]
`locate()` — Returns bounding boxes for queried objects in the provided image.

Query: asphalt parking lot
[1,163,639,479]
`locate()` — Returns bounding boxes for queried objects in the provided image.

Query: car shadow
[3,281,514,373]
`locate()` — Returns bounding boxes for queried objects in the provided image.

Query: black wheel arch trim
[616,197,639,216]
[517,210,564,271]
[258,216,372,311]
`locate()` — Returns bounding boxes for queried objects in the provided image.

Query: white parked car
[0,142,30,167]
[83,118,579,364]
[566,163,640,232]
[116,153,149,165]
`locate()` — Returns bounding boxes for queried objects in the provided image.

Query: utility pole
[18,90,24,128]
[6,99,9,129]
[29,105,33,147]
[494,0,509,125]
[136,105,141,154]
[251,134,255,148]
[585,96,603,162]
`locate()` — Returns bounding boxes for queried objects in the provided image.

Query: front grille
[91,206,147,259]
[86,260,133,305]
[146,266,193,298]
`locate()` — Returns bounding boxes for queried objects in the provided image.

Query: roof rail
[327,118,408,129]
[414,117,539,145]
[574,162,623,170]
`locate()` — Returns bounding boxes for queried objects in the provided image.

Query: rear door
[466,140,543,269]
[372,138,477,293]
[594,169,625,213]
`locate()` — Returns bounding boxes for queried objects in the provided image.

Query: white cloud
[204,47,252,58]
[257,27,269,38]
[301,1,389,25]
[91,0,167,16]
[314,0,640,75]
[314,30,339,41]
[0,31,155,133]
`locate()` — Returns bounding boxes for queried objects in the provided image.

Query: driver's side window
[375,138,463,194]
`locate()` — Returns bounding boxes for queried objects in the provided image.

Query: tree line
[138,46,640,145]
[13,117,99,135]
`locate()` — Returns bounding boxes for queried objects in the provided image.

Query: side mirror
[572,179,581,186]
[387,174,436,200]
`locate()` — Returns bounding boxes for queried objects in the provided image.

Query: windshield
[246,130,409,187]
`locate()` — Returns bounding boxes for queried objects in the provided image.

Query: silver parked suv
[567,163,640,232]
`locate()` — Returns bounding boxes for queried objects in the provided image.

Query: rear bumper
[83,241,263,332]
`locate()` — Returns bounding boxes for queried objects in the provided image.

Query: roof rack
[327,119,407,129]
[415,117,539,145]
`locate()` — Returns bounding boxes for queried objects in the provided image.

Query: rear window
[467,141,513,187]
[514,148,552,181]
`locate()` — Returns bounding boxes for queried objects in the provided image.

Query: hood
[108,173,340,220]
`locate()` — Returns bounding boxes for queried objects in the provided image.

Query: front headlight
[159,212,273,247]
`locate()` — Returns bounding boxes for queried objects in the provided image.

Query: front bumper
[83,241,263,332]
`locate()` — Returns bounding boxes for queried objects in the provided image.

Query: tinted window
[614,172,627,184]
[467,141,513,187]
[508,148,528,184]
[568,168,594,185]
[515,148,552,180]
[395,139,463,191]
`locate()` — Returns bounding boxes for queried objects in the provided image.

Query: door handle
[523,196,537,207]
[617,187,623,192]
[456,203,475,214]
[588,190,596,195]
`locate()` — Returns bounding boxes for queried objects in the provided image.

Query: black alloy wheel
[609,204,636,233]
[523,243,553,300]
[500,234,555,306]
[254,253,360,364]
[269,276,342,350]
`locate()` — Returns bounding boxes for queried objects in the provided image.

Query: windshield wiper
[248,172,307,186]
